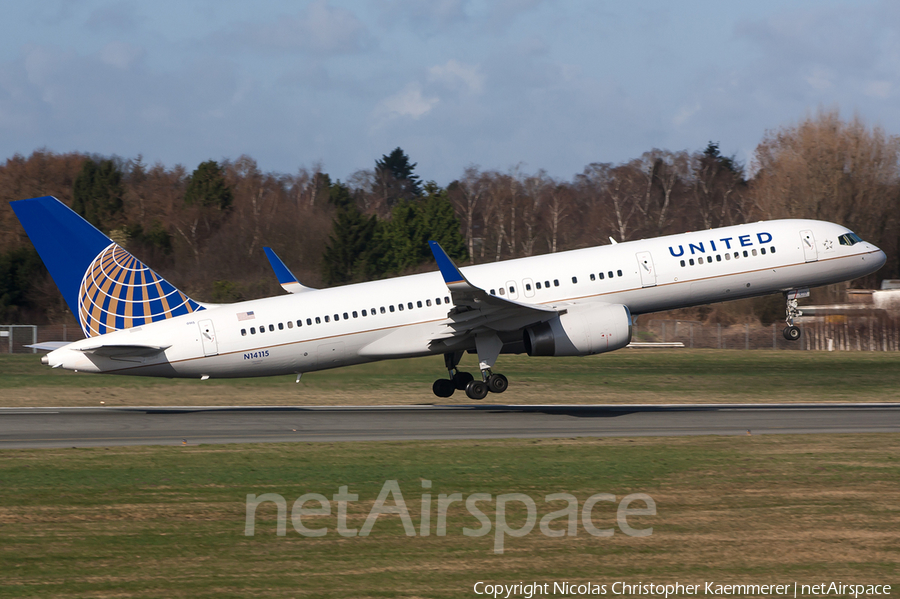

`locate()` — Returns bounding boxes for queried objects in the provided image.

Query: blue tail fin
[11,196,203,338]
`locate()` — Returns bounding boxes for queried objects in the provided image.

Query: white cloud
[99,41,143,70]
[804,66,835,92]
[864,80,891,99]
[428,59,484,94]
[377,82,438,120]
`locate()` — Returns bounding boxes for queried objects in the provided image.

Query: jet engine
[523,303,632,357]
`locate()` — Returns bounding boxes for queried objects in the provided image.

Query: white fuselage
[45,219,886,378]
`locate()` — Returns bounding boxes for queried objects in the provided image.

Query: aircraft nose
[41,355,49,365]
[875,248,887,269]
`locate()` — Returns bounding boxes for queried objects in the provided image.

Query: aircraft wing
[263,247,317,294]
[428,241,557,339]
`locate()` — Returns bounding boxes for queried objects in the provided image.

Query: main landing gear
[432,334,509,400]
[782,290,805,341]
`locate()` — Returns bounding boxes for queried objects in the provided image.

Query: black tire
[432,379,455,398]
[453,371,475,390]
[487,373,509,393]
[783,325,801,341]
[465,380,489,400]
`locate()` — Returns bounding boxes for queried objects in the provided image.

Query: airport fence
[2,319,900,355]
[632,316,900,352]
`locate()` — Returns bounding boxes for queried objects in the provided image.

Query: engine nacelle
[524,303,632,357]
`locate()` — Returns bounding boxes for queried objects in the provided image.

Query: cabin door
[800,230,818,262]
[636,252,657,287]
[198,319,218,356]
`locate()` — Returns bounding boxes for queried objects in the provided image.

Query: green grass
[2,350,899,406]
[1,435,898,597]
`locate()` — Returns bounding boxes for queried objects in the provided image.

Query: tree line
[1,109,898,326]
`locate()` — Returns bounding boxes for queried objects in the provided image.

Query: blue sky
[1,0,898,184]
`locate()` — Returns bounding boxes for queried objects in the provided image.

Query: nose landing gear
[782,289,808,341]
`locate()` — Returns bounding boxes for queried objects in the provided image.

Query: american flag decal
[237,311,256,321]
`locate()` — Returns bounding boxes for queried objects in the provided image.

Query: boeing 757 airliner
[11,196,886,399]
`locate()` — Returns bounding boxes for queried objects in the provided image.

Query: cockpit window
[838,232,863,246]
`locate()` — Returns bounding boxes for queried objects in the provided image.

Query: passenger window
[297,320,302,327]
[544,281,550,288]
[334,314,339,321]
[490,289,496,295]
[617,269,623,276]
[307,318,313,325]
[287,321,293,329]
[241,329,247,336]
[390,305,395,312]
[525,283,532,291]
[250,327,256,334]
[344,312,349,319]
[760,248,766,255]
[689,259,695,266]
[588,275,593,282]
[725,254,730,261]
[445,296,450,304]
[269,324,275,332]
[537,281,543,288]
[599,272,605,279]
[278,322,284,330]
[751,249,757,256]
[324,315,330,323]
[699,257,704,264]
[716,255,722,262]
[353,311,358,318]
[770,246,776,254]
[553,280,559,287]
[398,304,403,311]
[608,271,613,278]
[362,310,367,317]
[315,317,321,324]
[380,307,386,314]
[426,300,432,306]
[417,301,422,308]
[572,277,577,284]
[680,260,685,267]
[734,252,740,259]
[743,250,749,257]
[259,326,265,334]
[509,286,515,294]
[497,289,504,296]
[408,302,413,310]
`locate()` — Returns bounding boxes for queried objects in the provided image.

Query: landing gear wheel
[432,379,455,398]
[783,325,801,341]
[453,371,474,390]
[487,373,508,394]
[465,380,489,400]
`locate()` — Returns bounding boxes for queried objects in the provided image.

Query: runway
[1,403,899,448]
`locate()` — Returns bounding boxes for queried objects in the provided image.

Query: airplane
[11,195,887,400]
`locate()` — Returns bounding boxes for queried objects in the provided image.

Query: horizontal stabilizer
[263,247,317,294]
[25,341,72,352]
[76,344,171,358]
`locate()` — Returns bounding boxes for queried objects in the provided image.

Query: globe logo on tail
[77,243,203,337]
